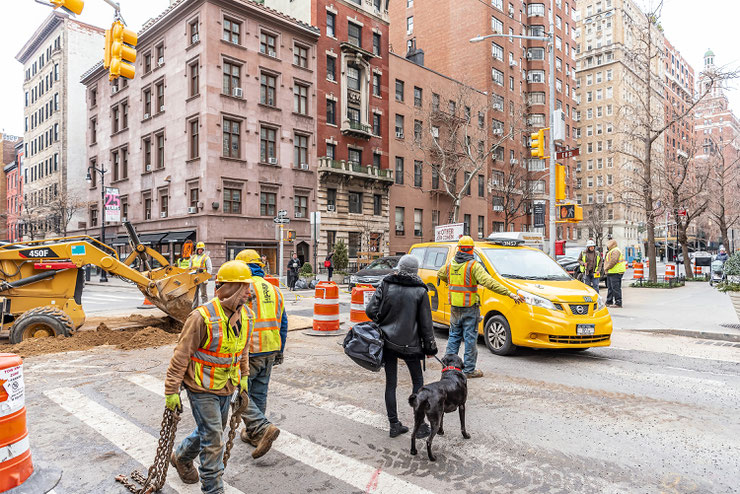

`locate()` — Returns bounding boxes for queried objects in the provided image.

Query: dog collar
[442,366,462,372]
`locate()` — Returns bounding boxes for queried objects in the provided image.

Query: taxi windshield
[481,248,571,281]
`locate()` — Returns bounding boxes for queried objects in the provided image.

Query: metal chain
[223,391,249,468]
[116,405,181,494]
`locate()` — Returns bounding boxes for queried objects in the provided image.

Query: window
[189,61,199,97]
[260,191,276,216]
[373,153,381,168]
[156,45,165,66]
[491,42,503,60]
[112,150,120,181]
[395,114,405,137]
[223,118,240,158]
[478,174,485,197]
[294,194,308,218]
[223,61,240,95]
[492,68,504,85]
[144,193,152,220]
[144,52,152,73]
[143,137,151,170]
[294,134,308,167]
[156,133,165,169]
[294,84,309,114]
[112,106,120,133]
[189,20,199,44]
[294,44,308,67]
[414,209,423,236]
[326,99,336,125]
[160,190,168,217]
[143,88,151,116]
[414,119,422,141]
[373,194,382,216]
[464,171,471,195]
[463,214,471,236]
[478,216,485,238]
[413,86,422,107]
[395,157,404,184]
[373,33,381,56]
[223,18,241,44]
[348,232,362,257]
[372,113,381,135]
[347,65,360,91]
[326,56,336,81]
[189,119,199,159]
[189,185,199,209]
[406,16,414,35]
[90,206,98,227]
[326,11,336,37]
[347,107,360,125]
[326,143,335,160]
[121,101,128,129]
[348,22,362,47]
[395,79,404,101]
[373,73,381,96]
[491,16,503,33]
[260,126,277,162]
[349,191,363,213]
[395,207,405,233]
[260,73,277,106]
[90,88,97,107]
[156,81,165,111]
[414,161,423,187]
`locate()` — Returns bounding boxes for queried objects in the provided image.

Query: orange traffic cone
[137,298,156,310]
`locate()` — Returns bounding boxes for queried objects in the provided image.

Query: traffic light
[104,21,137,81]
[285,230,296,242]
[555,163,566,202]
[559,204,583,222]
[530,129,545,158]
[49,0,84,15]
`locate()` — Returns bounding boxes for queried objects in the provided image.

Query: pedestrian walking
[604,239,626,308]
[437,236,523,378]
[716,245,729,263]
[166,261,254,493]
[365,254,438,438]
[324,250,335,281]
[578,240,602,291]
[189,242,213,304]
[261,255,271,274]
[287,252,301,290]
[235,249,287,459]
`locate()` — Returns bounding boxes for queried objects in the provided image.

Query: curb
[630,328,740,343]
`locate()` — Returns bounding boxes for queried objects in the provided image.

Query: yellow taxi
[408,237,613,355]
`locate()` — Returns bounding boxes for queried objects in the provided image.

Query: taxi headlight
[517,289,556,310]
[597,295,606,311]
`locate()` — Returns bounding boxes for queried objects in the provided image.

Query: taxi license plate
[576,324,595,335]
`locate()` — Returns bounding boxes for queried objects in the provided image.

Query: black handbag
[343,321,384,372]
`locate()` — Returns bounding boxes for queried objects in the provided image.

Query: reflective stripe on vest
[447,260,477,307]
[581,252,602,276]
[249,277,283,354]
[191,253,208,268]
[191,297,252,390]
[607,248,626,274]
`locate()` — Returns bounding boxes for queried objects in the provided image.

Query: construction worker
[604,238,626,308]
[437,236,523,378]
[166,261,255,493]
[578,239,602,291]
[190,242,213,304]
[235,249,287,459]
[178,251,191,269]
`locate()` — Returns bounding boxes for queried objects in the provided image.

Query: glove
[273,353,284,366]
[165,393,181,411]
[239,376,249,394]
[425,341,438,356]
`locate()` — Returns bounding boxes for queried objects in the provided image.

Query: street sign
[678,209,687,217]
[273,217,290,224]
[277,209,288,218]
[435,223,464,242]
[556,148,580,159]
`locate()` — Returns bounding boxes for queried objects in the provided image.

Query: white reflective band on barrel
[350,304,366,311]
[312,314,340,321]
[314,298,339,305]
[0,435,29,463]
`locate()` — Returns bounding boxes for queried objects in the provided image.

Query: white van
[486,232,545,252]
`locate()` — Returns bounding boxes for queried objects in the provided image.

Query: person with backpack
[324,250,334,281]
[365,254,438,439]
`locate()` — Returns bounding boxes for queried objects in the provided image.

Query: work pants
[445,305,481,374]
[606,273,623,306]
[241,354,276,442]
[584,273,600,291]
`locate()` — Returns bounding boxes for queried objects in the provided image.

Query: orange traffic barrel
[694,265,702,276]
[665,264,676,279]
[307,281,345,336]
[264,275,279,287]
[633,262,644,279]
[350,285,376,325]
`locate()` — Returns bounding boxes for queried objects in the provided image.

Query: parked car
[557,256,581,277]
[347,256,401,289]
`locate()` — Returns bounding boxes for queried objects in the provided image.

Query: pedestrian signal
[559,204,583,222]
[285,230,296,242]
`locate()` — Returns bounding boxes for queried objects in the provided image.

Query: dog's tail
[408,393,418,408]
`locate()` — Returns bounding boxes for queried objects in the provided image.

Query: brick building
[388,52,489,254]
[4,141,24,242]
[81,0,320,270]
[16,12,104,240]
[390,0,578,244]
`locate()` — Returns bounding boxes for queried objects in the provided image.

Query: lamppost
[470,0,557,255]
[85,164,108,282]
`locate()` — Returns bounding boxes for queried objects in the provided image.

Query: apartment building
[15,12,104,239]
[574,0,665,258]
[390,0,578,242]
[663,39,694,164]
[388,52,489,254]
[81,0,319,268]
[4,141,24,242]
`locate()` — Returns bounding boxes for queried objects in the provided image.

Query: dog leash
[431,355,444,366]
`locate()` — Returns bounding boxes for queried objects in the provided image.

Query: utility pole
[274,209,289,285]
[547,0,557,257]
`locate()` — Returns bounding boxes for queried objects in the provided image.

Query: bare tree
[47,190,86,238]
[584,202,608,249]
[17,200,45,241]
[491,152,538,231]
[705,136,740,250]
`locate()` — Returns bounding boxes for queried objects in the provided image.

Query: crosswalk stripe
[125,374,436,494]
[43,387,246,494]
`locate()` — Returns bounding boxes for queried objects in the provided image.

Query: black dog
[408,354,470,461]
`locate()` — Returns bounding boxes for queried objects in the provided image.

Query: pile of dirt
[118,326,178,350]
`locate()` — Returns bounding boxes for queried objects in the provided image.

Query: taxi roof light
[485,236,525,247]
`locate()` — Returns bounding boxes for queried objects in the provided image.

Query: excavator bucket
[141,267,208,323]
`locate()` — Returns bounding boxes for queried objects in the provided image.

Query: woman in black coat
[365,254,437,438]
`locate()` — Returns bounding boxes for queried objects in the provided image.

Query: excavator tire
[9,306,75,344]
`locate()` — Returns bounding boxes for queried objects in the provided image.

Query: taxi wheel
[484,315,517,356]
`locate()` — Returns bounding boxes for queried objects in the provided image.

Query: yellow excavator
[0,222,208,343]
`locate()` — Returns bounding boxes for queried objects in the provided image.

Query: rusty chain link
[223,391,249,468]
[115,404,181,494]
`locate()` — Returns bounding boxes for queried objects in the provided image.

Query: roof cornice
[15,12,66,64]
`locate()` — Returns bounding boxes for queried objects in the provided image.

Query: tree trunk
[451,199,461,224]
[678,222,692,280]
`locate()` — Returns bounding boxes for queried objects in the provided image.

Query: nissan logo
[574,305,585,314]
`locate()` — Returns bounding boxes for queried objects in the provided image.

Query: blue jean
[241,354,276,441]
[175,389,231,494]
[584,273,600,291]
[445,305,480,374]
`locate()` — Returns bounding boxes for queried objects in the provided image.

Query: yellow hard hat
[216,261,253,283]
[457,236,475,252]
[196,242,205,250]
[236,249,264,266]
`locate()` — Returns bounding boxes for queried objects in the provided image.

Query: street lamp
[86,164,108,282]
[470,0,558,255]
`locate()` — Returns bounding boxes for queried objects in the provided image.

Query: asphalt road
[21,327,740,494]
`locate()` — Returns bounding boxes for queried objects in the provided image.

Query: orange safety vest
[248,277,284,354]
[446,260,477,307]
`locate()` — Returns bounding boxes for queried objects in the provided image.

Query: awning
[138,232,167,245]
[108,235,130,246]
[161,230,196,243]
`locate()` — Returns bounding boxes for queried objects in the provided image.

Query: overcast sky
[1,0,738,137]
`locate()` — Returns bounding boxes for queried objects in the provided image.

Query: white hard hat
[720,245,726,251]
[586,240,596,247]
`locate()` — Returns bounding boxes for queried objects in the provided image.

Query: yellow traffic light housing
[558,204,583,223]
[50,0,84,15]
[555,163,566,202]
[530,129,545,158]
[104,21,137,81]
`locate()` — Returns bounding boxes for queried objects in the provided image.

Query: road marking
[43,387,245,494]
[125,374,435,494]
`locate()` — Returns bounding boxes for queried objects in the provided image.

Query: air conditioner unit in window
[327,204,335,212]
[233,87,243,98]
[300,163,309,170]
[187,206,197,214]
[158,57,164,66]
[160,212,167,218]
[509,60,517,67]
[268,157,278,165]
[159,105,165,112]
[268,50,276,57]
[395,225,404,233]
[493,129,503,135]
[144,113,150,119]
[295,212,303,218]
[111,86,118,94]
[510,159,518,164]
[526,53,533,60]
[145,165,152,172]
[395,132,404,139]
[493,205,504,211]
[192,33,199,43]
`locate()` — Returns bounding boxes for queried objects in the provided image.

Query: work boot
[240,428,258,447]
[465,369,484,378]
[389,421,409,438]
[415,422,431,439]
[170,452,198,484]
[252,425,280,459]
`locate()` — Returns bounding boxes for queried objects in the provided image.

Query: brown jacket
[165,284,251,396]
[603,239,621,272]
